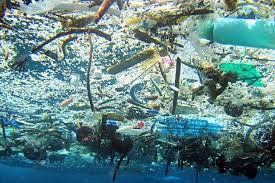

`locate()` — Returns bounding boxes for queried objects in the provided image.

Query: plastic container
[198,18,275,49]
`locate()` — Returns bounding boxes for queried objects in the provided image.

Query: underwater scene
[0,0,275,183]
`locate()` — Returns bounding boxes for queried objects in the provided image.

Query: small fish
[146,109,159,116]
[161,56,174,67]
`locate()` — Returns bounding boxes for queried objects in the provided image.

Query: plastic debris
[219,63,265,87]
[60,98,73,107]
[198,18,275,49]
[0,116,21,129]
[155,116,224,137]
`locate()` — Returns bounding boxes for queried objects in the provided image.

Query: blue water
[0,163,274,183]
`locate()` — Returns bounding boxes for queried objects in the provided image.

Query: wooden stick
[87,35,96,112]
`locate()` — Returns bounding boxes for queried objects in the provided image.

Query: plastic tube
[198,18,275,49]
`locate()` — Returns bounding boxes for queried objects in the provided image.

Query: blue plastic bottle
[198,18,275,49]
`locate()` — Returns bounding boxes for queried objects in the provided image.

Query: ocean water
[1,163,275,183]
[1,1,275,183]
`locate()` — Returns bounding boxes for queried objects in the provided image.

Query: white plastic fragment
[20,0,121,16]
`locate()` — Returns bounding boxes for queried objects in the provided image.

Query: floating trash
[155,116,224,137]
[219,63,265,87]
[0,0,274,182]
[198,18,275,49]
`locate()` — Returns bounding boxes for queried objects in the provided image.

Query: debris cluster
[0,0,274,182]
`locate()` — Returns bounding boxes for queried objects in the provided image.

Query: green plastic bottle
[198,18,275,49]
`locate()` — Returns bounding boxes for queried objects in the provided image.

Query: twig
[127,99,151,109]
[158,63,168,84]
[112,154,126,181]
[179,59,201,70]
[10,28,111,71]
[87,35,96,112]
[246,57,275,62]
[97,98,116,106]
[150,78,163,96]
[249,106,275,110]
[32,28,111,53]
[96,105,117,111]
[130,60,159,84]
[61,35,78,59]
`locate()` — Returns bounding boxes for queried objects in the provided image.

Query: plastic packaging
[20,0,74,14]
[20,0,121,16]
[70,74,81,88]
[0,116,21,128]
[219,63,265,87]
[198,18,275,49]
[106,119,119,128]
[155,116,223,137]
[146,109,159,116]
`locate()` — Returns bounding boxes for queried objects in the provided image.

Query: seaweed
[132,28,165,46]
[111,134,133,181]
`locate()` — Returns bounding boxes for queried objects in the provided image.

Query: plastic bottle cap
[137,121,145,128]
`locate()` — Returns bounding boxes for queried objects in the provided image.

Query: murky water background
[1,163,275,183]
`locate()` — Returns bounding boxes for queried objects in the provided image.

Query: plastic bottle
[198,18,275,49]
